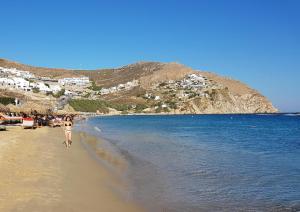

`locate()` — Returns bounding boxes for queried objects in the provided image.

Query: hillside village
[0,67,90,96]
[0,59,278,114]
[0,65,220,113]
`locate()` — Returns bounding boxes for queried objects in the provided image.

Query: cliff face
[0,58,278,114]
[184,71,278,114]
[184,90,278,114]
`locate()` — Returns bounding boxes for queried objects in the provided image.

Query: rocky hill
[0,58,278,114]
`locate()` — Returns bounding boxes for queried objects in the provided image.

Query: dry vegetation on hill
[0,59,79,78]
[0,58,278,114]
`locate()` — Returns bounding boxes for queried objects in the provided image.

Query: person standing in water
[63,116,73,148]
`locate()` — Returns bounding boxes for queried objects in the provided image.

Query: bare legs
[68,131,72,146]
[64,131,72,148]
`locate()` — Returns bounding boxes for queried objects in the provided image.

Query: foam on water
[93,126,102,132]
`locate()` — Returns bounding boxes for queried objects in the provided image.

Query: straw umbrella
[20,102,52,114]
[56,104,77,115]
[6,104,21,113]
[0,104,9,113]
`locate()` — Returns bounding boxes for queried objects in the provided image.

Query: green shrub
[53,89,65,98]
[69,99,109,113]
[155,107,162,113]
[88,81,102,91]
[154,101,162,107]
[32,87,40,93]
[166,101,177,109]
[0,97,15,105]
[163,107,170,112]
[69,99,133,113]
[82,92,91,98]
[159,82,168,87]
[135,104,148,113]
[110,103,130,111]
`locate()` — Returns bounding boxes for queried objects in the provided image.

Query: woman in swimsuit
[63,116,73,148]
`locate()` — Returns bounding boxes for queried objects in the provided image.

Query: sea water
[77,114,300,211]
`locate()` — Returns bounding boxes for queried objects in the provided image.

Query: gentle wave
[81,114,300,211]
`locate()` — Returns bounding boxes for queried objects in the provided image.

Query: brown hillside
[0,58,278,113]
[0,59,79,78]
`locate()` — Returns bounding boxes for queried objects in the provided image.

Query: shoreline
[0,126,143,211]
[79,112,295,118]
[76,112,299,122]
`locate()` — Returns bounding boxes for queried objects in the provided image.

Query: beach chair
[49,118,63,127]
[22,118,35,129]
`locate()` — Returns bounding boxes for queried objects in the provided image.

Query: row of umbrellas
[0,102,76,115]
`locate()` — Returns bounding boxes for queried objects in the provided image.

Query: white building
[0,77,31,91]
[36,82,51,93]
[180,74,206,89]
[0,78,14,86]
[64,90,73,95]
[58,77,90,86]
[49,84,62,93]
[0,67,35,79]
[99,80,139,95]
[13,77,30,90]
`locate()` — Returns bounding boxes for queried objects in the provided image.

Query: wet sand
[0,126,142,212]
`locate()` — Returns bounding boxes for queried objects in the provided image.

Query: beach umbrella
[20,102,51,114]
[55,104,76,115]
[6,104,21,113]
[0,104,10,112]
[62,104,76,113]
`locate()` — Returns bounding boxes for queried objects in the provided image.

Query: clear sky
[0,0,299,112]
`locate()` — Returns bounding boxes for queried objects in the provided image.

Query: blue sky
[0,0,299,112]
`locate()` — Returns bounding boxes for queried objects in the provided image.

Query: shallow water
[77,114,300,211]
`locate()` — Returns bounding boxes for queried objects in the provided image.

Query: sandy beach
[0,126,142,212]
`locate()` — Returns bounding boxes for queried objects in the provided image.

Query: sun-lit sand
[0,126,142,211]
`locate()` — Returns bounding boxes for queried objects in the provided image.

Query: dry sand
[0,126,142,212]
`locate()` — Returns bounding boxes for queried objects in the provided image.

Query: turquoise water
[78,114,300,211]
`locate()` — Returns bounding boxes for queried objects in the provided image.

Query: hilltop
[0,58,278,114]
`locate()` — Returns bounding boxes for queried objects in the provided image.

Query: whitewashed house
[64,90,73,95]
[13,77,31,91]
[58,77,90,86]
[99,80,139,95]
[49,84,62,93]
[36,82,51,93]
[0,67,35,79]
[100,88,110,95]
[0,78,14,86]
[13,77,29,87]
